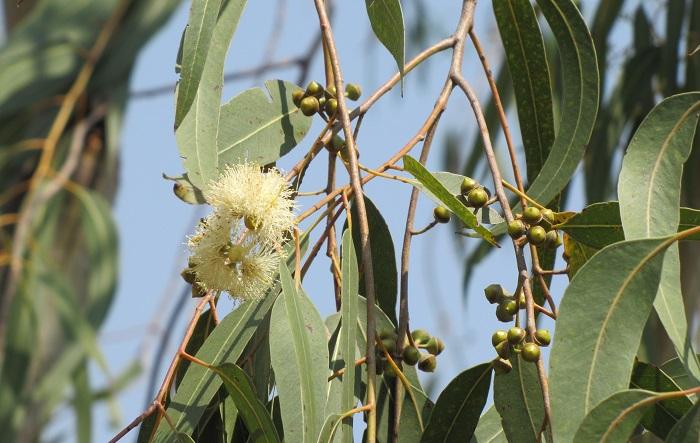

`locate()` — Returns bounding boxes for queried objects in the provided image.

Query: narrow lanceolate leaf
[494,355,545,443]
[365,0,405,84]
[213,363,280,443]
[667,400,700,442]
[217,80,312,166]
[176,0,247,189]
[549,237,676,441]
[151,291,279,442]
[630,361,692,439]
[618,93,700,384]
[470,406,507,443]
[421,363,493,442]
[339,230,359,443]
[174,0,225,128]
[573,390,657,443]
[522,0,599,207]
[492,0,555,182]
[270,263,328,443]
[403,156,498,246]
[558,202,700,249]
[348,195,398,324]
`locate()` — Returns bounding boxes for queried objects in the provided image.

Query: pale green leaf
[573,390,656,443]
[365,0,405,83]
[471,406,507,443]
[340,231,359,443]
[217,80,312,166]
[494,355,545,443]
[667,400,700,442]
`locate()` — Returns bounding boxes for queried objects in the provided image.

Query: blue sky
[9,0,640,440]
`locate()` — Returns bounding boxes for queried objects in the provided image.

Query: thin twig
[312,1,379,437]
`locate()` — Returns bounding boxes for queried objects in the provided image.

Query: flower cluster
[186,163,295,301]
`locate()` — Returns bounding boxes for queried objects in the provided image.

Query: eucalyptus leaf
[213,363,280,443]
[175,0,247,189]
[174,0,226,128]
[618,93,700,384]
[269,263,328,443]
[217,80,312,166]
[549,237,678,441]
[573,389,656,443]
[421,363,493,442]
[666,400,700,442]
[471,406,507,443]
[493,0,555,182]
[494,355,545,443]
[340,230,359,443]
[365,0,405,85]
[403,156,498,245]
[522,0,599,207]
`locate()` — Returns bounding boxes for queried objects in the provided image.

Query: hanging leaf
[666,400,700,442]
[629,361,692,439]
[549,237,678,440]
[618,93,700,383]
[522,0,599,207]
[494,355,546,443]
[217,80,312,167]
[269,263,328,443]
[175,0,248,189]
[339,230,359,443]
[573,390,657,443]
[403,155,498,246]
[347,195,398,324]
[365,0,405,85]
[421,363,493,442]
[174,0,226,128]
[558,202,700,249]
[471,406,507,443]
[212,363,281,443]
[492,0,555,182]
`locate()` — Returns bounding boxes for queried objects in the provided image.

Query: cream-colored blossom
[206,163,295,244]
[188,212,279,301]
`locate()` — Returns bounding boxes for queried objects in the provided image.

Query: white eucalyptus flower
[187,213,279,301]
[206,163,295,245]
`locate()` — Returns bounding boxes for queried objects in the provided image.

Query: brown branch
[312,0,380,438]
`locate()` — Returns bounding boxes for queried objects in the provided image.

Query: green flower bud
[535,329,551,346]
[521,342,541,362]
[495,341,510,359]
[325,84,337,98]
[292,89,305,107]
[379,327,397,341]
[518,293,527,309]
[305,80,323,96]
[411,329,431,345]
[544,230,561,249]
[345,83,362,101]
[381,338,396,354]
[496,304,514,322]
[484,284,505,304]
[418,354,437,372]
[507,220,527,238]
[493,357,513,375]
[523,207,542,224]
[507,327,526,345]
[433,206,451,223]
[402,346,421,366]
[324,98,338,115]
[467,188,489,208]
[426,337,445,355]
[491,330,508,347]
[300,96,320,116]
[460,177,478,195]
[527,225,547,245]
[501,299,518,316]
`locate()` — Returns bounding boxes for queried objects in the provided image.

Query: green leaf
[522,0,599,207]
[494,355,545,443]
[562,233,599,279]
[151,291,279,441]
[471,406,507,443]
[558,202,700,249]
[176,0,247,189]
[549,237,678,441]
[618,93,700,384]
[340,231,359,443]
[667,400,700,442]
[163,173,207,205]
[348,195,398,324]
[72,360,92,443]
[573,390,657,443]
[269,262,328,443]
[403,155,498,246]
[421,363,493,442]
[365,0,405,85]
[317,413,345,443]
[212,363,280,442]
[174,0,226,128]
[660,355,700,390]
[492,0,555,182]
[376,378,433,442]
[629,361,693,439]
[217,79,312,166]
